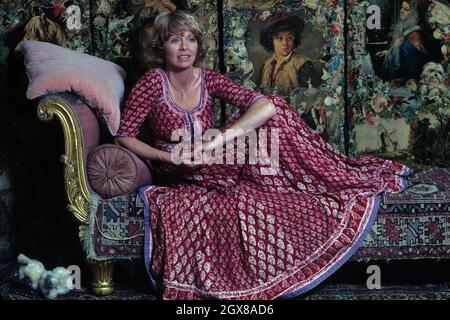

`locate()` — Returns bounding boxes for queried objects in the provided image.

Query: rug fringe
[80,193,101,261]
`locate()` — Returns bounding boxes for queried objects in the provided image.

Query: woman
[376,0,429,84]
[259,14,321,96]
[116,11,411,300]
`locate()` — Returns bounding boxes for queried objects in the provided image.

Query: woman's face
[400,1,410,21]
[163,29,198,70]
[272,31,295,59]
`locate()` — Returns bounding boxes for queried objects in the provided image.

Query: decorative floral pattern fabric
[117,68,410,299]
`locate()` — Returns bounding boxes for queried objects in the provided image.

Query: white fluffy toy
[17,254,74,299]
[17,253,46,290]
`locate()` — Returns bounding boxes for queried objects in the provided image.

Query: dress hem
[281,165,412,299]
[139,185,158,291]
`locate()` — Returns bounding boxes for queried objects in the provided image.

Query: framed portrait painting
[223,0,347,151]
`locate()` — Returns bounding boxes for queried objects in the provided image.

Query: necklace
[167,71,196,102]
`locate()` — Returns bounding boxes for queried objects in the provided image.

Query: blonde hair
[145,11,206,69]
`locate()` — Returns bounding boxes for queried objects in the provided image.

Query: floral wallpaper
[0,1,30,36]
[348,0,449,168]
[90,1,218,63]
[88,0,219,107]
[223,0,347,151]
[0,0,92,50]
[0,0,448,262]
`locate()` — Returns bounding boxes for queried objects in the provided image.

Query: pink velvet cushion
[87,144,152,199]
[17,40,125,135]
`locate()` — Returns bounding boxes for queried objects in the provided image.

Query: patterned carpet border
[382,168,449,206]
[1,262,449,301]
[301,283,450,300]
[1,279,449,300]
[0,279,157,300]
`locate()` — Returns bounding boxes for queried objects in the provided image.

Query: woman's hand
[174,134,224,170]
[175,148,205,171]
[178,161,203,171]
[115,136,174,164]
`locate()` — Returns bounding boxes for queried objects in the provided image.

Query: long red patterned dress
[117,67,411,300]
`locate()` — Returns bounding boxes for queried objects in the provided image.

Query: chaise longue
[35,92,449,295]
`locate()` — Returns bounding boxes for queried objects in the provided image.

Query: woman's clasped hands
[175,134,225,171]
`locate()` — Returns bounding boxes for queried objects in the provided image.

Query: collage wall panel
[223,0,347,151]
[348,0,449,167]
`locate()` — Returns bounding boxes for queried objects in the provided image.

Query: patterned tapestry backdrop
[223,0,347,152]
[348,0,449,168]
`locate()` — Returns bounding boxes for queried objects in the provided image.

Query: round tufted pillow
[87,144,152,199]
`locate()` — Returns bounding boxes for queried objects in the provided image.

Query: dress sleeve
[116,70,160,138]
[205,69,265,110]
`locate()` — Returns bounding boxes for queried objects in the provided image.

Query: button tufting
[105,169,117,179]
